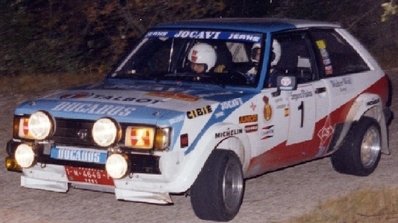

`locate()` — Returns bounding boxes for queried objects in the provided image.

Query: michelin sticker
[215,128,243,139]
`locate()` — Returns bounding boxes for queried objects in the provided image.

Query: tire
[190,150,244,221]
[331,117,382,176]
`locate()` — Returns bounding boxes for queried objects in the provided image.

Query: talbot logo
[77,129,88,140]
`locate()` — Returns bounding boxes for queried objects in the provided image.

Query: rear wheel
[190,149,244,221]
[331,117,381,176]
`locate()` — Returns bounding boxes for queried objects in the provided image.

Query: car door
[272,31,332,161]
[247,31,333,176]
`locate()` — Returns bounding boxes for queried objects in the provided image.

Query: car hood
[14,80,256,126]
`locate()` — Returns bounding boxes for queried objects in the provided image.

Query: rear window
[310,30,369,77]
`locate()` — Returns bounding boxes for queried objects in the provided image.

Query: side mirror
[277,75,297,91]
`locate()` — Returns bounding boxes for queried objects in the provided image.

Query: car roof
[154,17,341,33]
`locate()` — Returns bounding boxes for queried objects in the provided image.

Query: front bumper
[5,139,180,204]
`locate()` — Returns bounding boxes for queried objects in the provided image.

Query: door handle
[315,87,326,94]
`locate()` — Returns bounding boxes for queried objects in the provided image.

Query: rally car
[5,18,393,221]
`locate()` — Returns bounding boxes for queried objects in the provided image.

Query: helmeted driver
[188,43,217,74]
[245,42,262,83]
[267,39,282,87]
[270,39,281,69]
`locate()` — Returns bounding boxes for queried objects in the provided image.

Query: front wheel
[190,150,244,221]
[331,117,382,176]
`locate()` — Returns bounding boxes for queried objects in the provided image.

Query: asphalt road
[1,69,397,223]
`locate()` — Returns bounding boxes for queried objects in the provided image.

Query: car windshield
[110,29,265,87]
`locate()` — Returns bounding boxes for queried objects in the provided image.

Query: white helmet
[271,39,281,67]
[251,42,261,63]
[188,43,217,72]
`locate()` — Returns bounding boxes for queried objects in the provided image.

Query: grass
[287,187,398,223]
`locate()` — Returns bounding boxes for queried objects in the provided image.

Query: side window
[267,32,315,87]
[310,29,369,77]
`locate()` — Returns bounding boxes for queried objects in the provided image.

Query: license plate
[50,146,108,164]
[65,166,114,186]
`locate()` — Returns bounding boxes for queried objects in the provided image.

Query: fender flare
[333,93,389,154]
[166,122,251,193]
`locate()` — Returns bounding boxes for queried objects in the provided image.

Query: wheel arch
[168,122,251,193]
[333,93,389,154]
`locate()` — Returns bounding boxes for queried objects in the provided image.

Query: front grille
[53,118,95,146]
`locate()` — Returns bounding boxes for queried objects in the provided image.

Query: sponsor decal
[367,98,380,106]
[51,146,107,164]
[330,77,352,92]
[318,124,334,148]
[245,124,258,133]
[147,30,261,43]
[239,114,258,124]
[186,105,212,119]
[174,30,221,39]
[215,128,243,139]
[317,117,334,155]
[323,58,331,65]
[59,92,164,104]
[291,90,313,101]
[145,31,169,38]
[316,40,326,49]
[227,33,261,42]
[330,77,352,87]
[263,96,272,121]
[325,65,333,75]
[250,102,257,111]
[284,107,289,117]
[316,39,334,75]
[261,125,274,140]
[147,91,199,102]
[60,92,93,99]
[276,104,286,109]
[220,98,243,111]
[51,102,135,117]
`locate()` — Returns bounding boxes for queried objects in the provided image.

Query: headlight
[105,153,129,179]
[155,127,170,150]
[92,118,120,147]
[125,126,155,150]
[17,111,53,140]
[14,144,36,168]
[125,126,170,150]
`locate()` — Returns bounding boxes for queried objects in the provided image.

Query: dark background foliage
[0,0,396,75]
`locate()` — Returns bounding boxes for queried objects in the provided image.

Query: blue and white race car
[6,18,393,221]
